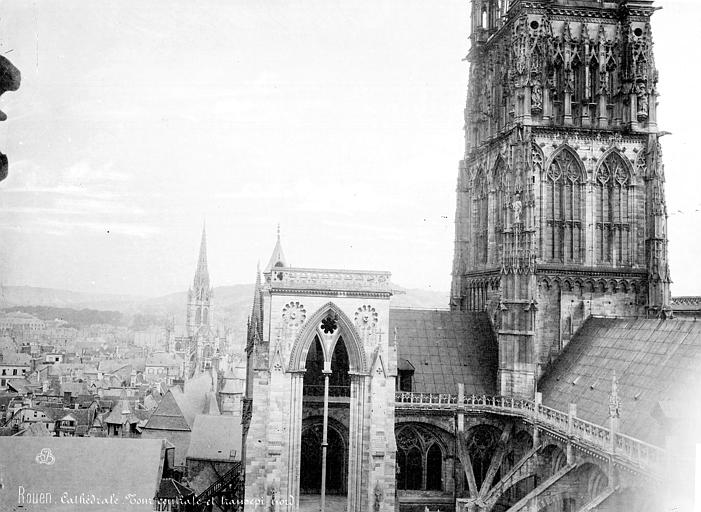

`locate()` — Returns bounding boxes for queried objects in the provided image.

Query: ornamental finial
[608,370,620,419]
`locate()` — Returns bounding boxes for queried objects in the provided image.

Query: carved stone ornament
[355,305,378,331]
[282,301,306,328]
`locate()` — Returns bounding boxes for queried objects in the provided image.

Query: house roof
[538,316,701,445]
[142,390,190,431]
[146,352,182,368]
[0,438,166,511]
[0,352,31,365]
[390,308,498,395]
[104,397,141,425]
[186,414,242,462]
[6,379,33,394]
[20,422,52,437]
[204,391,220,415]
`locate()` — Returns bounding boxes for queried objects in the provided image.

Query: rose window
[320,314,338,334]
[355,305,378,331]
[282,301,306,328]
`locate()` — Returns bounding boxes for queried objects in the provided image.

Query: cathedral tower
[450,0,670,396]
[187,225,213,337]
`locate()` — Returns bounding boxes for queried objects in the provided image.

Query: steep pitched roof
[203,391,220,415]
[390,308,498,395]
[186,414,242,461]
[142,389,190,431]
[104,394,141,425]
[0,438,166,511]
[538,316,701,444]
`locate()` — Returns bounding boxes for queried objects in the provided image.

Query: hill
[0,284,449,333]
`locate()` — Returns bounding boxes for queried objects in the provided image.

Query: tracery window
[543,147,585,263]
[595,151,632,264]
[473,168,489,265]
[396,425,444,491]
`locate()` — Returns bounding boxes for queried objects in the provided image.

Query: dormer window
[398,359,415,392]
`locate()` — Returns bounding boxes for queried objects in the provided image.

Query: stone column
[285,372,304,511]
[563,91,573,126]
[523,86,532,125]
[566,403,576,464]
[347,373,368,511]
[542,87,552,124]
[598,94,608,128]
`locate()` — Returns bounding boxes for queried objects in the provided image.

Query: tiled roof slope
[187,414,242,461]
[538,316,701,445]
[0,438,165,511]
[142,390,190,431]
[390,308,497,395]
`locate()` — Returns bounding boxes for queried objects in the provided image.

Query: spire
[250,261,263,338]
[194,223,210,289]
[264,224,288,272]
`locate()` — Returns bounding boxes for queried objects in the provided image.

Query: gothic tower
[450,0,670,397]
[186,225,213,337]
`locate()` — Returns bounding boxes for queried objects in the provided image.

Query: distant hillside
[1,305,123,327]
[0,285,142,311]
[390,287,449,309]
[0,284,449,333]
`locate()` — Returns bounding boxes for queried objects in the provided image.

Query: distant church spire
[187,224,213,338]
[264,224,288,272]
[194,222,210,289]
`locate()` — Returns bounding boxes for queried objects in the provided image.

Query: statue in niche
[531,79,543,113]
[636,81,649,121]
[373,481,383,511]
[512,192,523,224]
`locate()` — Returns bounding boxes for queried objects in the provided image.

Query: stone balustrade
[265,267,392,294]
[395,391,665,476]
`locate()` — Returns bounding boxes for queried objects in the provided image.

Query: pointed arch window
[544,147,585,263]
[473,168,489,265]
[426,444,443,490]
[396,425,444,492]
[595,151,632,265]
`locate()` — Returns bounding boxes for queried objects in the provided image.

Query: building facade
[243,237,397,511]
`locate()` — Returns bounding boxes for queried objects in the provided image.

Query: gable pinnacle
[264,224,288,272]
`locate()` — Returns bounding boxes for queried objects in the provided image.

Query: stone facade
[243,248,397,512]
[450,0,671,397]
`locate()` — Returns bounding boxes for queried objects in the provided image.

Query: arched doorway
[300,421,347,494]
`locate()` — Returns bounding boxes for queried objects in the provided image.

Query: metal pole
[320,372,330,512]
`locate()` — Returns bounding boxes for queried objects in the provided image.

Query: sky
[0,0,699,298]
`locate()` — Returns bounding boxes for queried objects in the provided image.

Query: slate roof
[538,316,701,445]
[0,352,30,365]
[186,414,242,461]
[390,308,498,395]
[0,437,166,512]
[104,397,141,425]
[142,390,190,431]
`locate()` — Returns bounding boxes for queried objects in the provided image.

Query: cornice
[268,288,392,299]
